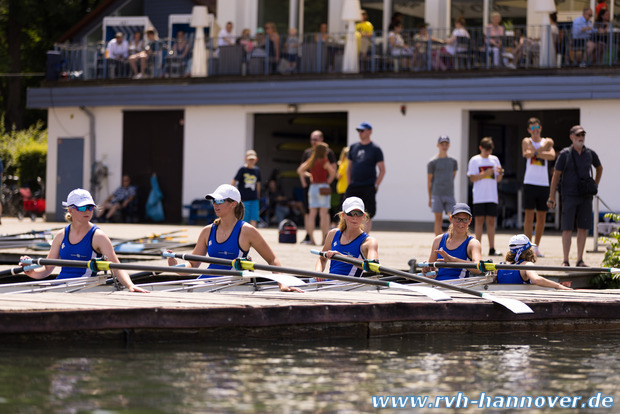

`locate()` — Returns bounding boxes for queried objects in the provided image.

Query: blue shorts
[243,199,260,223]
[431,195,456,214]
[308,184,331,208]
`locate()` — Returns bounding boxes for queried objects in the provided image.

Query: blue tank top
[497,261,530,284]
[206,220,249,276]
[436,233,472,281]
[328,230,368,277]
[58,224,99,279]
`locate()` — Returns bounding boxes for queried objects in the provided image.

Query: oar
[162,252,452,301]
[311,250,533,314]
[19,258,305,288]
[415,261,620,274]
[112,229,187,247]
[0,227,63,238]
[0,264,41,280]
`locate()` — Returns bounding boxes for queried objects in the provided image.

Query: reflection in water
[0,332,618,413]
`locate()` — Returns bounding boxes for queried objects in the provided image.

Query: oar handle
[416,261,618,274]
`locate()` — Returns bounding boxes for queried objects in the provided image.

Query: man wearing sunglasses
[521,118,556,257]
[548,125,603,267]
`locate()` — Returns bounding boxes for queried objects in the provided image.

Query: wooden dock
[1,289,619,343]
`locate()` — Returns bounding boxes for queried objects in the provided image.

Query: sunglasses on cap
[72,205,95,212]
[345,210,364,217]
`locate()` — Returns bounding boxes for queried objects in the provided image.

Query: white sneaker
[534,245,544,257]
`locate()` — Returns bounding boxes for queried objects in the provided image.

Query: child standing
[232,150,262,227]
[427,136,458,235]
[467,137,504,256]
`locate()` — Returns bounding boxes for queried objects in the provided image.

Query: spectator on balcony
[128,31,144,55]
[572,7,595,66]
[282,27,300,72]
[315,22,332,44]
[238,28,254,56]
[388,22,413,70]
[252,27,267,58]
[169,29,191,77]
[486,12,504,67]
[440,17,469,70]
[596,0,608,17]
[218,21,236,48]
[128,28,158,79]
[265,22,281,72]
[413,22,443,71]
[356,10,374,57]
[594,8,611,63]
[106,32,129,60]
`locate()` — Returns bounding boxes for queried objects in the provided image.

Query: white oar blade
[242,272,306,287]
[389,282,452,301]
[481,292,534,314]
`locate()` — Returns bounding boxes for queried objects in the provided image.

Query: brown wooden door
[122,110,184,223]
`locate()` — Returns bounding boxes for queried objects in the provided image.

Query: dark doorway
[122,110,184,223]
[469,109,580,228]
[254,112,347,196]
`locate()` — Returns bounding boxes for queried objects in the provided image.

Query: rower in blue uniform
[167,184,302,292]
[422,203,483,280]
[20,188,148,292]
[497,234,572,289]
[315,197,378,280]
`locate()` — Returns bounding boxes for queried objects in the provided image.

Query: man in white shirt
[467,137,504,256]
[218,22,235,47]
[106,32,129,60]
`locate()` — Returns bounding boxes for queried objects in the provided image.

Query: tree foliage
[591,213,620,289]
[0,0,106,129]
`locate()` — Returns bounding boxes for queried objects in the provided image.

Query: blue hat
[451,203,471,217]
[438,135,450,144]
[356,122,372,131]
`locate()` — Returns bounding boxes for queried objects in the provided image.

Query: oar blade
[243,272,306,287]
[481,292,534,314]
[389,282,452,301]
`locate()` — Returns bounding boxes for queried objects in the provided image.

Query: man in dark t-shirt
[345,122,386,232]
[548,125,603,267]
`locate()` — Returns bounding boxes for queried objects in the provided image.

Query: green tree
[0,0,105,130]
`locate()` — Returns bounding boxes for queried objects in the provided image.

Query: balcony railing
[50,23,620,81]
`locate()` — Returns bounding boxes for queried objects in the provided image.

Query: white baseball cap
[205,184,241,203]
[509,234,532,250]
[62,188,95,207]
[342,197,365,214]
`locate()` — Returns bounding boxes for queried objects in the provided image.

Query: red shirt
[310,158,329,183]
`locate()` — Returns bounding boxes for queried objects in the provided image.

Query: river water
[0,331,618,413]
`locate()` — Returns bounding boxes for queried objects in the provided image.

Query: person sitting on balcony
[128,31,144,55]
[440,17,469,70]
[388,22,413,70]
[486,12,504,67]
[571,7,595,66]
[107,32,129,60]
[129,28,158,79]
[413,22,443,71]
[218,22,236,48]
[169,29,191,76]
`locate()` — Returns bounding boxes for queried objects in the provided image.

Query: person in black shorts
[345,122,386,233]
[548,125,602,267]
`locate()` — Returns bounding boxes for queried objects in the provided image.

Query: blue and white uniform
[329,230,368,277]
[436,233,473,280]
[497,261,530,284]
[57,224,99,279]
[206,220,249,276]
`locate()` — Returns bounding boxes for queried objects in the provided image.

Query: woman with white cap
[422,202,483,280]
[496,234,572,289]
[167,184,303,292]
[315,197,378,280]
[20,188,149,292]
